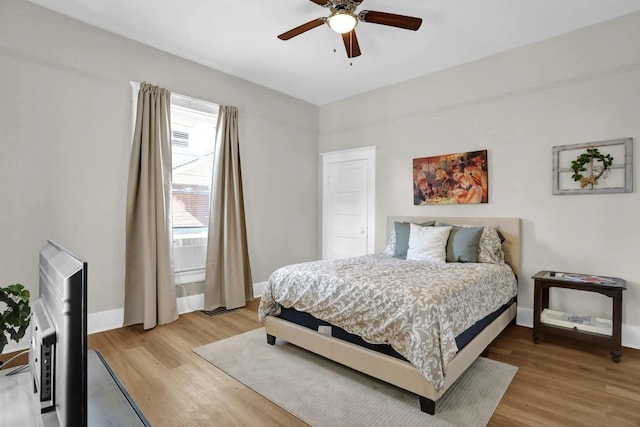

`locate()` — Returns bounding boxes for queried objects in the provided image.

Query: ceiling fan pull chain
[349,32,354,66]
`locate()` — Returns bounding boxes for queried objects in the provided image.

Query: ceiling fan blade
[278,18,326,40]
[359,10,422,31]
[341,30,361,58]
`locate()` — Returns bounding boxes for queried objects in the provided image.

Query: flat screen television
[30,240,88,427]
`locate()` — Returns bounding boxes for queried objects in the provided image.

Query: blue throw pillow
[445,226,484,262]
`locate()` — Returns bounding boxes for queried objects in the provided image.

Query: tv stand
[0,349,150,426]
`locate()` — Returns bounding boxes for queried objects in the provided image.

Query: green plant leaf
[570,148,614,183]
[1,283,31,354]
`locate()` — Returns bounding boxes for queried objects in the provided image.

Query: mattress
[277,299,515,360]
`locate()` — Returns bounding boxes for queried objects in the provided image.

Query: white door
[322,147,376,260]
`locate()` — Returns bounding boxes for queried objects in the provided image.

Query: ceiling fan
[278,0,423,58]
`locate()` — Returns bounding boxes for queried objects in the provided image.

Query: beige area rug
[193,328,517,427]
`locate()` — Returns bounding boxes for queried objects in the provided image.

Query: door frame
[320,146,376,259]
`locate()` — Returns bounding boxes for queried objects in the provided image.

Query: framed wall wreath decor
[552,138,633,195]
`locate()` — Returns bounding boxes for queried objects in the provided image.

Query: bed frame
[264,216,521,414]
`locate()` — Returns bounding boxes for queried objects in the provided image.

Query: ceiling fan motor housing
[326,0,360,14]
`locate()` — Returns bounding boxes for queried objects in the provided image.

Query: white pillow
[406,224,452,263]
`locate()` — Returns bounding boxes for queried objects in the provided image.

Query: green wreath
[570,148,614,188]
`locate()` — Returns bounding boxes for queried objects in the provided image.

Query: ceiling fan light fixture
[327,10,357,34]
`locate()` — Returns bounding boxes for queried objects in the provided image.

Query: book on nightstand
[541,309,612,336]
[555,273,620,286]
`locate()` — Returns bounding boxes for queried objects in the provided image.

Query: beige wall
[0,0,319,318]
[319,12,640,346]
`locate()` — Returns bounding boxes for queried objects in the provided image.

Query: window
[131,83,218,285]
[170,95,219,285]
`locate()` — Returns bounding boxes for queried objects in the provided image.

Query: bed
[258,216,520,414]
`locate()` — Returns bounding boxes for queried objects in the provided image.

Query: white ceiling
[29,0,640,105]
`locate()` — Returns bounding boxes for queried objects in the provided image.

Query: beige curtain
[124,82,178,329]
[204,106,253,309]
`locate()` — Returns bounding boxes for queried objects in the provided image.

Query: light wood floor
[83,300,639,426]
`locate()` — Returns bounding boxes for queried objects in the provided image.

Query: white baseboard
[253,281,267,298]
[88,307,124,334]
[84,281,266,335]
[622,324,640,349]
[7,290,638,355]
[82,297,640,349]
[176,293,205,314]
[2,339,30,355]
[3,309,124,353]
[516,306,534,328]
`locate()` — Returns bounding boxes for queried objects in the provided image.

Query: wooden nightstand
[532,270,626,362]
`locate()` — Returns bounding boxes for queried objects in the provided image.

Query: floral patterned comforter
[258,254,517,391]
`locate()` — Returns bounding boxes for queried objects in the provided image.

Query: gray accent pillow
[393,221,436,259]
[446,226,484,262]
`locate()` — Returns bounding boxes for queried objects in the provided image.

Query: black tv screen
[30,241,87,426]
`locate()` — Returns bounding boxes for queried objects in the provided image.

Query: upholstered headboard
[386,216,521,277]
